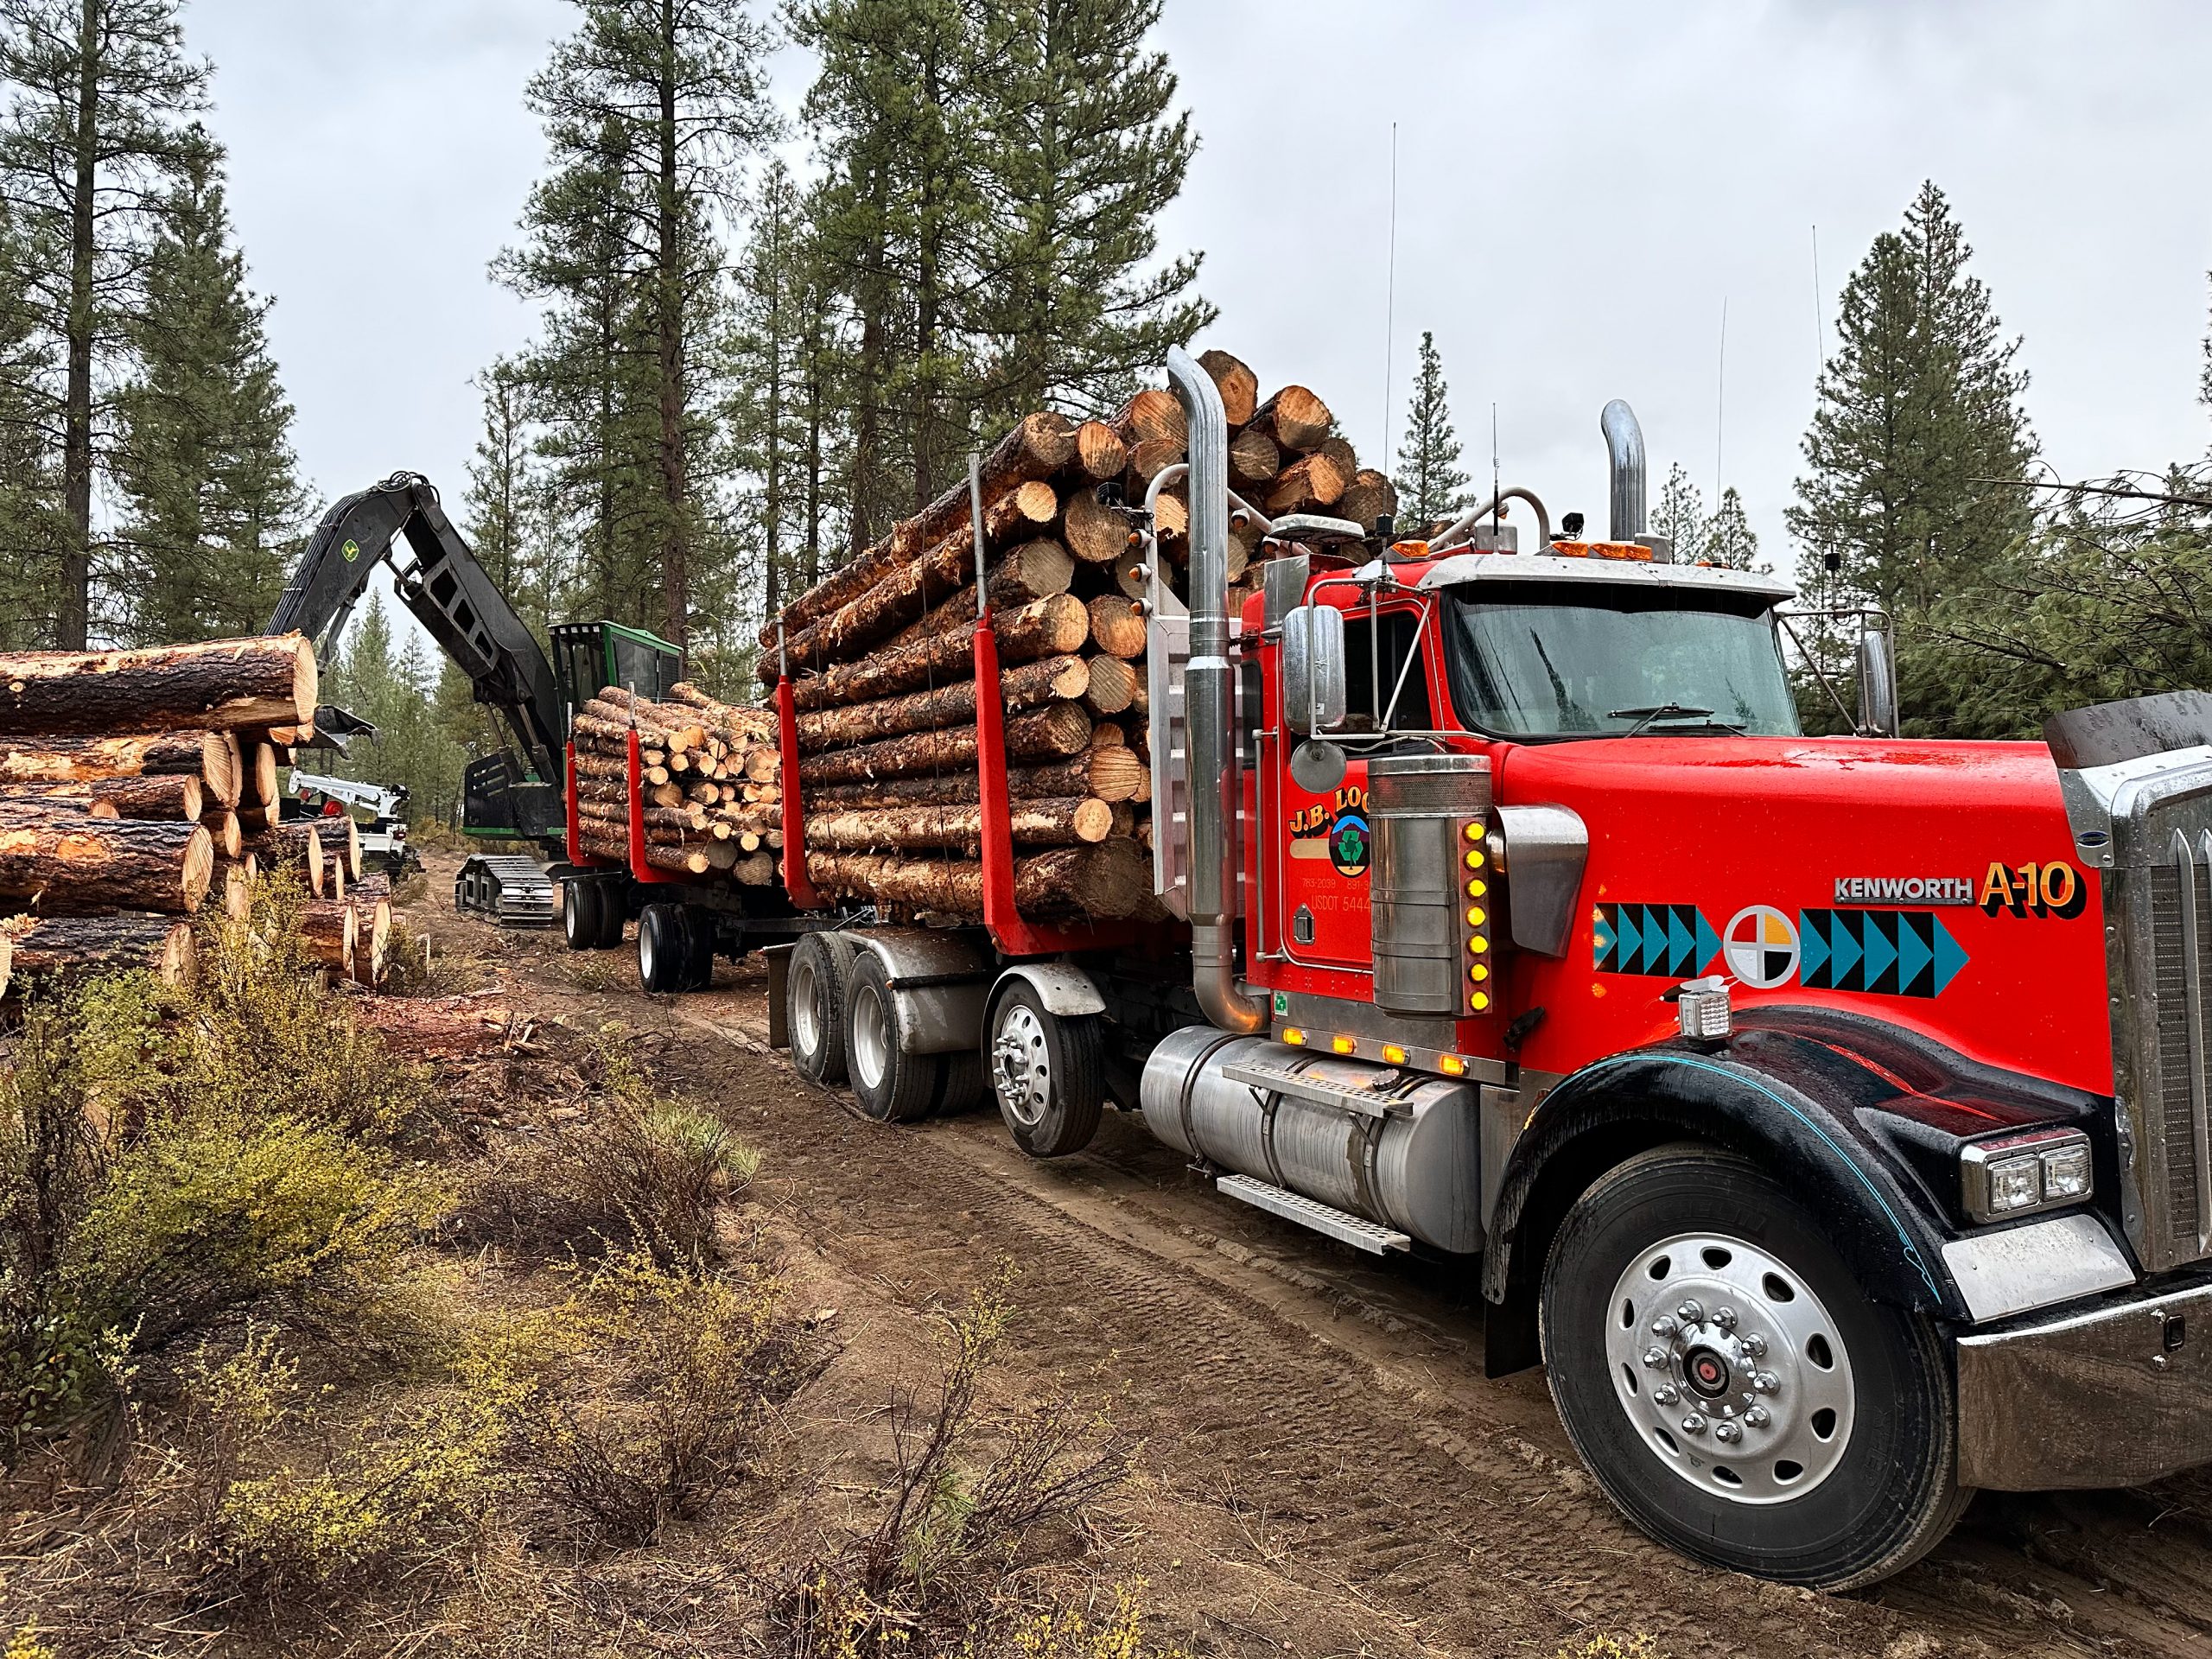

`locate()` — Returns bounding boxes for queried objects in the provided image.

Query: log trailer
[720,346,2212,1588]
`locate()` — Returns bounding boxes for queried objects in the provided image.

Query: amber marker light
[1282,1027,1306,1046]
[1332,1034,1357,1055]
[1469,990,1491,1012]
[1469,935,1489,954]
[1465,849,1485,871]
[1438,1054,1468,1077]
[1469,962,1489,982]
[1382,1044,1408,1065]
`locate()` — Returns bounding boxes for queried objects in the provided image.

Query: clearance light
[1469,935,1489,954]
[1469,990,1491,1012]
[1438,1054,1468,1077]
[1332,1034,1357,1055]
[1465,849,1485,870]
[1466,877,1488,898]
[1463,823,1484,842]
[1469,963,1490,982]
[1381,1043,1408,1065]
[1466,906,1487,927]
[1282,1027,1306,1046]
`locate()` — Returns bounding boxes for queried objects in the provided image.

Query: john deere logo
[341,537,361,563]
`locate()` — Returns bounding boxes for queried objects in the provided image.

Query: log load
[805,838,1150,922]
[1061,486,1129,567]
[0,633,316,736]
[1071,420,1128,480]
[202,809,243,859]
[1198,349,1261,428]
[1249,385,1332,454]
[1086,595,1147,659]
[803,797,1113,853]
[802,747,1147,809]
[762,412,1076,647]
[791,594,1088,712]
[1,913,196,989]
[0,730,238,806]
[1228,426,1281,490]
[0,805,213,915]
[1266,452,1348,517]
[796,655,1089,753]
[2,772,203,820]
[797,703,1092,786]
[238,740,280,809]
[1338,468,1399,533]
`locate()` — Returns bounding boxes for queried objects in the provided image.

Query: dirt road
[428,874,2212,1659]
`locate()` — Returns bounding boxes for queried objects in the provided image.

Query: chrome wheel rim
[1605,1230,1856,1505]
[991,1004,1050,1127]
[791,956,821,1058]
[850,985,890,1093]
[639,918,660,986]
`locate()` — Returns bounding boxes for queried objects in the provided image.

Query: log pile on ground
[0,632,394,995]
[750,351,1378,925]
[569,683,783,885]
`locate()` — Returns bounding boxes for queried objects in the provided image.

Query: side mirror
[1857,626,1898,737]
[1281,604,1345,735]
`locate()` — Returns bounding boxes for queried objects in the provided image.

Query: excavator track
[453,853,556,927]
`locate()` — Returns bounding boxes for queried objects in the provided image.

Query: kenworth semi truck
[597,346,2212,1590]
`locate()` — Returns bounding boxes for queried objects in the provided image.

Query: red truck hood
[1497,735,2114,1096]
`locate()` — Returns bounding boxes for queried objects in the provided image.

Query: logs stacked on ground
[0,632,391,995]
[568,683,782,885]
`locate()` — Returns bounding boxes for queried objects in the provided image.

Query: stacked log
[0,632,390,996]
[568,682,782,885]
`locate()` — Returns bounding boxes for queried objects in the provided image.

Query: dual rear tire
[562,880,626,950]
[638,902,716,993]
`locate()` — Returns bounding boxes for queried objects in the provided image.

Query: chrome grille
[2148,842,2211,1249]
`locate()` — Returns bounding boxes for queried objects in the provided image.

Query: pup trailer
[590,346,2212,1590]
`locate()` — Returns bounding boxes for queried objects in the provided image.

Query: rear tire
[844,950,940,1123]
[682,905,717,990]
[594,885,627,949]
[934,1049,988,1117]
[1540,1141,1965,1591]
[788,931,857,1084]
[562,880,601,951]
[638,903,689,994]
[988,984,1104,1158]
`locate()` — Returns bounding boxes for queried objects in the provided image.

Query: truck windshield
[1442,582,1800,739]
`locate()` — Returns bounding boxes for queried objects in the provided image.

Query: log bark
[0,632,316,734]
[1249,386,1332,454]
[805,836,1149,922]
[2,772,203,821]
[0,730,237,805]
[762,412,1076,646]
[1317,435,1359,482]
[797,703,1091,785]
[212,855,252,920]
[1228,426,1281,488]
[1198,349,1261,427]
[1081,653,1138,715]
[298,899,356,976]
[791,593,1088,712]
[762,482,1061,679]
[1071,420,1128,480]
[1266,452,1349,516]
[1061,486,1129,566]
[802,746,1147,809]
[238,740,279,808]
[1086,595,1147,658]
[1338,468,1399,532]
[245,823,326,899]
[797,655,1089,753]
[236,804,278,836]
[3,913,196,988]
[804,797,1111,853]
[0,806,213,914]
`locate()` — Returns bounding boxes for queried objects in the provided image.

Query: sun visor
[2044,689,2212,770]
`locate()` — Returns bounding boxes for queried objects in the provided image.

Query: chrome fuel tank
[1368,753,1492,1017]
[1140,1026,1482,1253]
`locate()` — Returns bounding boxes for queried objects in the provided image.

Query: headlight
[1961,1128,2094,1224]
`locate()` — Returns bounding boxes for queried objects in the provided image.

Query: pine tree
[461,359,551,636]
[1650,462,1706,561]
[970,0,1211,425]
[326,591,468,826]
[1705,486,1758,570]
[111,128,308,643]
[725,159,813,640]
[1394,332,1468,531]
[0,0,209,647]
[1788,181,2037,620]
[0,204,60,647]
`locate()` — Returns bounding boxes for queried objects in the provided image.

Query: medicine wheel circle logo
[1721,905,1800,989]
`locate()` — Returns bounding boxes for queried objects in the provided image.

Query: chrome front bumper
[1957,1276,2212,1490]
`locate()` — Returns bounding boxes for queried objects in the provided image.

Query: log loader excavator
[266,471,688,926]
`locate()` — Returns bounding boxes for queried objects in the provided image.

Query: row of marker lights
[1280,1027,1471,1077]
[1465,823,1491,1013]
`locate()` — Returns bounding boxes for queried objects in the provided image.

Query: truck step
[1222,1059,1416,1120]
[1215,1174,1411,1255]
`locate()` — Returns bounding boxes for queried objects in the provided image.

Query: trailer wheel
[637,903,690,994]
[1541,1142,1966,1591]
[788,932,856,1084]
[988,983,1104,1158]
[562,880,601,951]
[843,951,939,1123]
[682,905,718,990]
[594,887,627,949]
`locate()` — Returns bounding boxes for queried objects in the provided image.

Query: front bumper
[1957,1275,2212,1489]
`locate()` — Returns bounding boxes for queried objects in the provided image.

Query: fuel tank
[1141,1026,1482,1253]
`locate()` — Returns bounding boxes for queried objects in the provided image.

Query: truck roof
[1414,551,1797,607]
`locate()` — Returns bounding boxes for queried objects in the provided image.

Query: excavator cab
[549,620,684,718]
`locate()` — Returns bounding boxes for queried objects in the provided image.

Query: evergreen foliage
[0,0,210,646]
[324,593,471,827]
[1394,331,1468,531]
[0,205,60,647]
[1650,463,1705,563]
[112,129,309,643]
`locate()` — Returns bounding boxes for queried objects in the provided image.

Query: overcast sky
[188,0,2212,607]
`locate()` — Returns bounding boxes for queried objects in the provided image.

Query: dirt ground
[409,855,2212,1659]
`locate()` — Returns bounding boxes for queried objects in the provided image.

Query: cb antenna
[1381,122,1398,468]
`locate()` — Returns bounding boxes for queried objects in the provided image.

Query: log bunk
[0,632,392,995]
[751,352,1391,932]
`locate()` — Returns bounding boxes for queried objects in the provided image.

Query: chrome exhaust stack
[1601,398,1647,543]
[1166,345,1266,1036]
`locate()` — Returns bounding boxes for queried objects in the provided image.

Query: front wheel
[987,984,1103,1158]
[1540,1142,1965,1591]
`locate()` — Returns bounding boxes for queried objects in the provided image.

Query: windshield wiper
[1606,702,1745,738]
